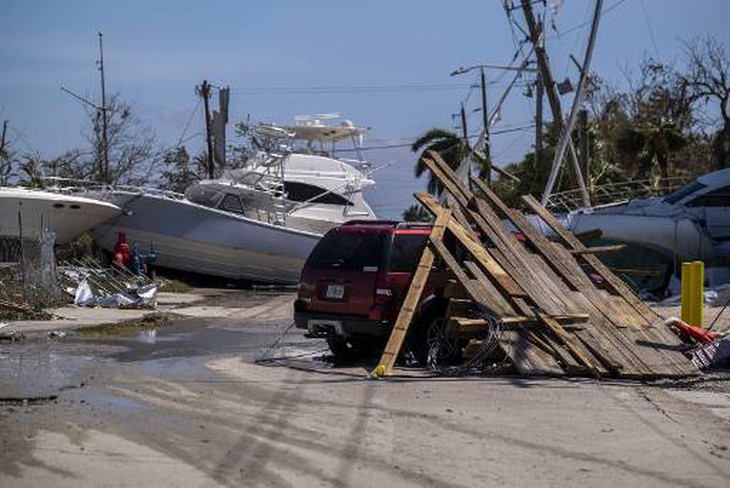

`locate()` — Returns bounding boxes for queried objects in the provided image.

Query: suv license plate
[325,284,345,299]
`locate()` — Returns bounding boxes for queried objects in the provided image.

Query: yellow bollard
[681,262,693,325]
[692,261,704,328]
[681,261,704,328]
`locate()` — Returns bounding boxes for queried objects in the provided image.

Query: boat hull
[567,212,714,261]
[0,188,120,244]
[90,192,321,284]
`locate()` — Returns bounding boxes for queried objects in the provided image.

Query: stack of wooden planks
[376,152,698,379]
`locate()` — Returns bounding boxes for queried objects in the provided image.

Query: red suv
[294,221,444,360]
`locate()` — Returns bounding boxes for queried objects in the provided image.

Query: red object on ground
[113,232,132,266]
[666,318,718,344]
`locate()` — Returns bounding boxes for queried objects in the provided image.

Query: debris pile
[59,257,158,309]
[377,152,700,379]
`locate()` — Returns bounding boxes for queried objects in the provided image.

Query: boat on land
[0,186,120,244]
[532,169,730,288]
[563,169,730,262]
[71,116,378,284]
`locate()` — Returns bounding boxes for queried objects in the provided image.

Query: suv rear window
[305,229,386,270]
[387,233,429,272]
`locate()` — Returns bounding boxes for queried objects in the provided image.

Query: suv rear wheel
[407,300,462,366]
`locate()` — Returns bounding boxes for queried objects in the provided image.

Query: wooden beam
[570,244,626,255]
[521,195,659,324]
[416,192,527,298]
[536,312,604,377]
[374,209,451,377]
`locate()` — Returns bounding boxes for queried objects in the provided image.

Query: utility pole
[535,74,544,158]
[459,102,468,141]
[98,32,109,183]
[0,120,7,154]
[480,68,491,185]
[578,109,590,187]
[521,0,590,206]
[197,80,215,179]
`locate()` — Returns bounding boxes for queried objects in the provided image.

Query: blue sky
[2,0,729,217]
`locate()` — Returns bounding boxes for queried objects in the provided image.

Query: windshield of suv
[305,229,386,270]
[387,233,429,272]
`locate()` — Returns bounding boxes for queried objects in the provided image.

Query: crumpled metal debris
[73,278,158,309]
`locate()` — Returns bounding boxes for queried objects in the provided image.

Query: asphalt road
[1,290,729,487]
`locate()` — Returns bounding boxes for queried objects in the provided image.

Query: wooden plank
[430,237,519,317]
[462,260,532,317]
[422,156,471,209]
[427,151,474,204]
[572,329,625,373]
[497,329,565,376]
[471,177,584,293]
[471,179,694,378]
[570,244,627,255]
[449,314,590,330]
[375,210,451,376]
[526,328,587,373]
[445,298,474,318]
[537,312,604,377]
[522,194,659,324]
[418,163,570,316]
[416,193,527,298]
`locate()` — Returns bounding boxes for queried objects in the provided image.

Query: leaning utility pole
[521,0,590,207]
[459,102,468,141]
[197,80,215,179]
[535,74,544,157]
[578,109,590,184]
[0,120,7,155]
[479,68,491,185]
[98,32,110,183]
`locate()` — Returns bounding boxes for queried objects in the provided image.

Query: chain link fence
[0,230,64,312]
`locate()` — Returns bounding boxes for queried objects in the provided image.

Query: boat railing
[545,175,692,213]
[42,177,187,201]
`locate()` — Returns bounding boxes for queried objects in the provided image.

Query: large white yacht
[83,116,378,284]
[0,186,120,244]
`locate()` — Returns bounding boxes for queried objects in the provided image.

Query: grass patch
[77,312,180,337]
[157,279,194,293]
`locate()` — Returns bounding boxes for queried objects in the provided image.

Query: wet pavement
[0,290,313,402]
[2,291,729,487]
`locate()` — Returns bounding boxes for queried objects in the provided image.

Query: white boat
[81,116,378,284]
[544,169,730,264]
[0,186,120,244]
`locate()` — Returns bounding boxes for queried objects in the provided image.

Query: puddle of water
[96,318,297,363]
[0,341,95,399]
[136,330,157,344]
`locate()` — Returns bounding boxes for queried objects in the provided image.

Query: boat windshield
[283,182,352,206]
[664,180,707,204]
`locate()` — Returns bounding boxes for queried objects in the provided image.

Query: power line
[640,0,660,58]
[229,82,478,95]
[334,123,537,153]
[553,0,627,37]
